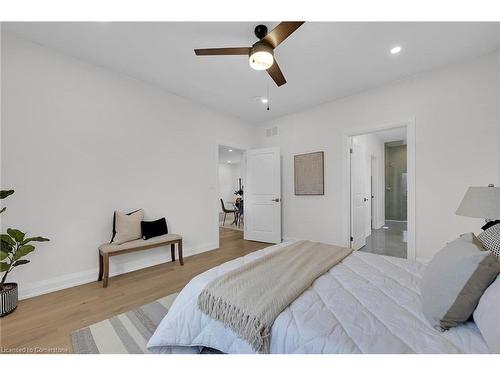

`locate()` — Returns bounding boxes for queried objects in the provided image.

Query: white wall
[218,162,242,210]
[352,133,385,234]
[498,50,500,183]
[2,31,499,299]
[0,34,257,298]
[258,53,499,261]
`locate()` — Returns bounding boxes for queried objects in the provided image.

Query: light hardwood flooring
[0,228,267,353]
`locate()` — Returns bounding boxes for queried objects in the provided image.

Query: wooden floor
[0,228,267,353]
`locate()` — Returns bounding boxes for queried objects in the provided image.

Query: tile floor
[359,220,407,258]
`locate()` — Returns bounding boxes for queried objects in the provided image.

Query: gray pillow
[421,234,500,330]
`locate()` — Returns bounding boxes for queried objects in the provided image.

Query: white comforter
[147,241,490,354]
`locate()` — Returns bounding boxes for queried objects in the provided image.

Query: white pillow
[112,209,144,245]
[473,275,500,353]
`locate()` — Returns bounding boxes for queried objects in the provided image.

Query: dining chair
[220,199,237,226]
[237,199,244,227]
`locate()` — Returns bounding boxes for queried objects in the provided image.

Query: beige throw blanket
[198,240,352,353]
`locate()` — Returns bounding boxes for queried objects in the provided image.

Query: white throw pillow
[473,275,500,353]
[112,209,144,245]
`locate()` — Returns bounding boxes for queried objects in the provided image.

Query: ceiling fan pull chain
[267,84,270,111]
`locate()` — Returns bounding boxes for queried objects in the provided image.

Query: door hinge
[350,236,353,242]
[350,148,353,154]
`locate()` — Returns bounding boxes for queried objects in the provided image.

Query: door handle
[272,198,280,202]
[363,198,369,202]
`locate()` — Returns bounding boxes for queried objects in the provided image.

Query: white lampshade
[456,186,500,219]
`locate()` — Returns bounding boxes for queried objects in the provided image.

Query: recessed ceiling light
[390,46,402,55]
[228,149,233,152]
[261,98,269,104]
[227,160,231,163]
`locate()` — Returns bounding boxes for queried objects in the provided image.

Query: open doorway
[349,125,413,259]
[216,144,282,249]
[218,145,244,234]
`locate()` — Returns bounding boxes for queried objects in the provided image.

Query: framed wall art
[294,151,324,195]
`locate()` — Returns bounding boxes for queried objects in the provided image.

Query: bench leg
[170,243,176,262]
[98,253,104,281]
[103,254,110,288]
[178,240,184,266]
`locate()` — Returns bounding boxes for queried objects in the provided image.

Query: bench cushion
[99,233,182,254]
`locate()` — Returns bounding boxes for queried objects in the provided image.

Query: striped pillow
[478,223,500,260]
[421,234,500,330]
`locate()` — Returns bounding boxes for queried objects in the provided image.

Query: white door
[245,147,281,243]
[350,140,367,250]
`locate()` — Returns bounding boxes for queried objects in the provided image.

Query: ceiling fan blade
[194,47,251,56]
[267,59,286,87]
[262,22,305,49]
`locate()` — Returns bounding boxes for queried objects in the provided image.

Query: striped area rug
[71,293,221,354]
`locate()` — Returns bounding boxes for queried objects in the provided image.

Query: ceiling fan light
[249,43,274,70]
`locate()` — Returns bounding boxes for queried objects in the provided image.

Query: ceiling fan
[194,22,305,87]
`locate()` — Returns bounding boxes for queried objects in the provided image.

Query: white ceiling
[4,22,500,124]
[219,145,243,164]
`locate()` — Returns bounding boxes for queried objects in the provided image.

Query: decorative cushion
[421,234,500,330]
[473,275,500,353]
[141,218,168,240]
[111,209,144,245]
[478,222,500,260]
[481,219,500,231]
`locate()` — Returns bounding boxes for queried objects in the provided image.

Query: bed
[147,241,490,354]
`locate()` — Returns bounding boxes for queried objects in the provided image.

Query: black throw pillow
[141,218,168,240]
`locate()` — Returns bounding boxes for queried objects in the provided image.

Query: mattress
[147,241,490,354]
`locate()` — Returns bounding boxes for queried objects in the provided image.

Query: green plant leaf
[21,236,50,245]
[7,228,25,243]
[0,262,9,272]
[0,250,8,261]
[1,238,13,253]
[12,259,29,267]
[13,245,35,261]
[1,234,15,247]
[0,190,14,199]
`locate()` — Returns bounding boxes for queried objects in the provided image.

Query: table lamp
[456,184,500,224]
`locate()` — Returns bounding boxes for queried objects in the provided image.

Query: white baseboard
[18,242,217,300]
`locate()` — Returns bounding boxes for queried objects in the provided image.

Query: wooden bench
[98,234,183,287]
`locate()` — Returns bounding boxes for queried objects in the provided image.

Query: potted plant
[0,189,49,317]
